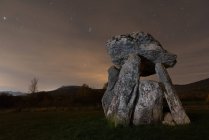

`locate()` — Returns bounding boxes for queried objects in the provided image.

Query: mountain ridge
[1,78,209,99]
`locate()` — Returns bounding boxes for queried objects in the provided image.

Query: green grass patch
[0,110,209,140]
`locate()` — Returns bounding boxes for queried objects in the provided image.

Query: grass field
[0,109,209,140]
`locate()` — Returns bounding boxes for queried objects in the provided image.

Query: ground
[0,109,209,140]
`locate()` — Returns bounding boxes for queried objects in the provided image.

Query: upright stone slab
[155,63,190,124]
[133,80,163,125]
[107,54,140,126]
[102,66,119,116]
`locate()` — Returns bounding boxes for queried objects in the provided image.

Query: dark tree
[29,77,38,94]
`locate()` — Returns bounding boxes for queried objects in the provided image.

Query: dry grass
[0,109,209,140]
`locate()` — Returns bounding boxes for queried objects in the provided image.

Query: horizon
[0,0,209,92]
[0,77,209,93]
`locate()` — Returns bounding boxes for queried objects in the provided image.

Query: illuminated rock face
[133,80,163,125]
[102,32,190,127]
[106,32,177,76]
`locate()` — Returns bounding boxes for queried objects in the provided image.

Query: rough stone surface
[106,32,177,76]
[162,112,175,126]
[102,32,190,127]
[133,80,163,125]
[102,66,119,116]
[155,63,191,124]
[106,54,140,126]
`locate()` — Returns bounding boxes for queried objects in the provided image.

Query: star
[2,16,7,20]
[88,27,92,33]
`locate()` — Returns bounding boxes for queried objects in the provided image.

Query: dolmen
[102,32,190,127]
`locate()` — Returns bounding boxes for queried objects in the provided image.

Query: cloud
[0,0,209,91]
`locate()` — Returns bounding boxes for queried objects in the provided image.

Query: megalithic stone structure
[112,54,140,126]
[102,32,190,126]
[155,63,190,124]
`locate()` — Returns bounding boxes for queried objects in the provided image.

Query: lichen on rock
[102,32,190,127]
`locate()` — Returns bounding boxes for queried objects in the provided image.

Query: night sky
[0,0,209,92]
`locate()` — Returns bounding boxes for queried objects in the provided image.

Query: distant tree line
[1,81,209,111]
[0,85,105,110]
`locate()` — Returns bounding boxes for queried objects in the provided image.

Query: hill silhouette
[0,78,208,110]
[48,86,82,96]
[175,78,209,100]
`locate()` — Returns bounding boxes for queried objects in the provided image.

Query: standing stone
[102,66,119,116]
[133,80,163,125]
[106,54,140,126]
[102,32,190,127]
[155,63,190,124]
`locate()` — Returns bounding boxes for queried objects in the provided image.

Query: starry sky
[0,0,209,92]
